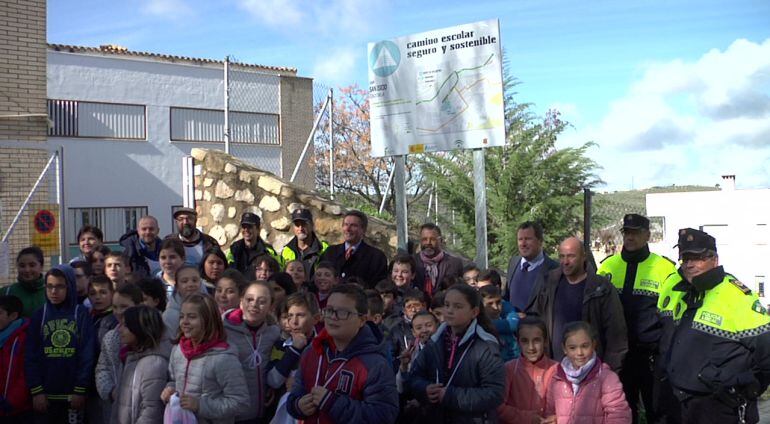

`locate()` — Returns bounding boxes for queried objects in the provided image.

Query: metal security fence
[0,147,63,284]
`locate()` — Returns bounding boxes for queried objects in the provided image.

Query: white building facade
[45,45,313,258]
[646,183,770,303]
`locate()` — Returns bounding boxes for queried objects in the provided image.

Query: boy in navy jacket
[25,264,96,423]
[287,284,398,423]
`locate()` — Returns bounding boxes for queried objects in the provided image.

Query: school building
[646,175,770,304]
[45,44,314,257]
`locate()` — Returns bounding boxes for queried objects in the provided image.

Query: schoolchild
[266,292,320,394]
[199,247,227,294]
[0,295,32,421]
[479,285,520,361]
[104,251,128,289]
[88,275,118,344]
[161,294,249,424]
[113,305,168,424]
[222,281,281,422]
[89,246,111,277]
[135,277,168,312]
[544,321,631,424]
[25,264,96,424]
[162,266,204,337]
[430,290,446,323]
[388,289,427,369]
[312,261,339,311]
[157,238,186,299]
[285,260,308,291]
[497,316,557,423]
[287,284,399,423]
[407,284,505,422]
[94,284,144,422]
[6,246,46,318]
[215,269,248,314]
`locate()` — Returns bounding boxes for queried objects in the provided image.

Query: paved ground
[760,396,770,423]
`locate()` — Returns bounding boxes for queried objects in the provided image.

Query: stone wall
[191,148,399,258]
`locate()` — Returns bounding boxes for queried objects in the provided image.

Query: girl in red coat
[545,321,631,424]
[0,295,32,420]
[497,316,557,424]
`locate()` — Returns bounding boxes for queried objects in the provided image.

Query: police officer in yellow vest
[280,208,328,280]
[598,213,676,424]
[658,228,770,424]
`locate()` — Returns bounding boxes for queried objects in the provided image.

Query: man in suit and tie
[320,210,388,288]
[502,221,559,313]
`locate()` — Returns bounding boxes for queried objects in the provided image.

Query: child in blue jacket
[25,264,96,423]
[480,285,520,360]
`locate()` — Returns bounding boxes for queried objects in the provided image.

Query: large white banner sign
[368,19,505,157]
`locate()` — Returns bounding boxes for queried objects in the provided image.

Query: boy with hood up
[25,264,96,423]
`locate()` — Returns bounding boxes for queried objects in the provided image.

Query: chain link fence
[0,148,61,284]
[225,61,284,176]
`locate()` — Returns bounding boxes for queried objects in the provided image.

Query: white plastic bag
[269,392,297,424]
[163,393,198,424]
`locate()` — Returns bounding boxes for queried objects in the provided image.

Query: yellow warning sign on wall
[30,204,59,255]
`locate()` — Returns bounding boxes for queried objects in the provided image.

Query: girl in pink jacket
[544,321,631,424]
[497,316,557,424]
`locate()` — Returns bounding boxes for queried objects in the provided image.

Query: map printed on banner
[368,20,505,157]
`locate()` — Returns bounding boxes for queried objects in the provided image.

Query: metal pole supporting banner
[393,155,408,251]
[473,148,488,269]
[290,92,331,183]
[182,156,195,208]
[56,147,67,263]
[583,188,592,253]
[378,161,396,214]
[329,88,335,199]
[224,56,230,155]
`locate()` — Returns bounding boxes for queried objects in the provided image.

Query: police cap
[240,212,261,227]
[291,208,313,223]
[675,228,717,255]
[622,213,650,230]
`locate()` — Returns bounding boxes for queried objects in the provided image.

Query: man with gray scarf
[164,207,219,267]
[413,223,463,298]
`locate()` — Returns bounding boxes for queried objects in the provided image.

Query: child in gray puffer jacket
[161,294,249,424]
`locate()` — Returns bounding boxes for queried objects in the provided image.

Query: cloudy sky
[48,0,770,191]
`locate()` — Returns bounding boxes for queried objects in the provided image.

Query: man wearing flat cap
[280,208,328,280]
[165,207,220,267]
[658,228,770,424]
[598,213,676,424]
[227,212,277,275]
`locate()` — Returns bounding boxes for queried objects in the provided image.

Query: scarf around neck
[179,335,228,360]
[420,249,445,288]
[561,353,597,395]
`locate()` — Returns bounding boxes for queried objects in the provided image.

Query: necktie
[522,262,530,273]
[345,246,354,260]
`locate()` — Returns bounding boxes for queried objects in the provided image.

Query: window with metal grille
[48,100,146,139]
[170,107,279,144]
[69,207,148,245]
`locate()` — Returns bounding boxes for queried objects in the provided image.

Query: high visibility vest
[659,272,770,338]
[280,240,329,268]
[598,252,676,298]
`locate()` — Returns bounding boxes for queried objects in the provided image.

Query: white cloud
[142,0,193,19]
[238,0,304,27]
[312,47,359,86]
[237,0,385,37]
[559,38,770,191]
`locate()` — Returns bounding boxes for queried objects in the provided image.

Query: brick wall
[0,0,50,284]
[279,76,314,190]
